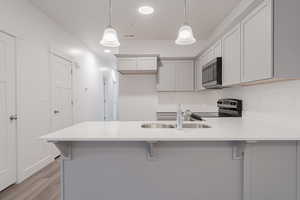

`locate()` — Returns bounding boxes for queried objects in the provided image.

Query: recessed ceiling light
[104,49,111,53]
[69,48,83,55]
[99,68,109,71]
[138,6,154,15]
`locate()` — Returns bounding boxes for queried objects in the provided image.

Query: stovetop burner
[195,99,242,118]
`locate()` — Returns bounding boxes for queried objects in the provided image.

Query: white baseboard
[17,155,54,183]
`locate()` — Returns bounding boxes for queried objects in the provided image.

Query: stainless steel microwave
[202,57,222,89]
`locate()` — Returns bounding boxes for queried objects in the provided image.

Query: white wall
[119,75,158,120]
[218,80,300,118]
[119,73,300,123]
[119,40,207,57]
[0,0,115,183]
[118,74,220,121]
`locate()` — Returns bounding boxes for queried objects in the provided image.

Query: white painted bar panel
[62,142,242,200]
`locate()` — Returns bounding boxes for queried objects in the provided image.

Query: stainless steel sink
[141,123,211,129]
[141,123,175,128]
[181,123,211,129]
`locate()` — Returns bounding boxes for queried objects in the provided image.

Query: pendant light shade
[175,0,196,45]
[175,23,196,45]
[100,26,120,47]
[100,0,120,47]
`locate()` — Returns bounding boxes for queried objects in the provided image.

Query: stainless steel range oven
[202,57,222,89]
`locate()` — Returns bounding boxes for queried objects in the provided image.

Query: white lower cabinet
[61,141,300,200]
[222,24,241,86]
[243,142,298,200]
[62,142,243,200]
[241,0,273,82]
[157,60,194,92]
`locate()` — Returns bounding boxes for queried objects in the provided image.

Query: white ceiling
[30,0,241,55]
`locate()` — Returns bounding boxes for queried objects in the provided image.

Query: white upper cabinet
[175,60,194,91]
[212,40,222,58]
[117,58,137,71]
[273,0,300,79]
[137,57,157,70]
[241,0,273,83]
[205,48,215,63]
[157,60,194,92]
[202,40,222,66]
[195,56,204,91]
[222,24,241,86]
[201,51,208,66]
[197,0,273,87]
[117,56,157,74]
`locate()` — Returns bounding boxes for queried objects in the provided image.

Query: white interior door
[112,81,118,121]
[51,54,73,133]
[0,32,17,191]
[103,78,109,121]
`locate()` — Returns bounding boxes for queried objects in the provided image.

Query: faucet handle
[184,109,192,121]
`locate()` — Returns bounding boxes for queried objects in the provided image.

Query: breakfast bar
[42,118,300,200]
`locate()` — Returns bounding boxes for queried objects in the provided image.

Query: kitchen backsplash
[119,74,300,120]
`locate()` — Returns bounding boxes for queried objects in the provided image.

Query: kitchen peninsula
[42,118,300,200]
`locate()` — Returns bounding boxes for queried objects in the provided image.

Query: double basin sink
[141,123,211,129]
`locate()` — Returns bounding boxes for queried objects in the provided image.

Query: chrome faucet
[176,104,183,129]
[184,109,192,121]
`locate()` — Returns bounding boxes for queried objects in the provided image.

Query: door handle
[53,110,60,114]
[9,114,18,121]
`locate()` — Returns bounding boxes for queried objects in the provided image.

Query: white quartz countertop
[41,117,300,142]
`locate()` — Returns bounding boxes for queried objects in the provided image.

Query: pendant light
[175,0,196,45]
[100,0,120,47]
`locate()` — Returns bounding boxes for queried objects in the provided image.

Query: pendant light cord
[184,0,187,24]
[108,0,112,26]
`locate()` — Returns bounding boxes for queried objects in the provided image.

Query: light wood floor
[0,159,60,200]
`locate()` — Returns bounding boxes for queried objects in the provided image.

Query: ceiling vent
[123,34,135,39]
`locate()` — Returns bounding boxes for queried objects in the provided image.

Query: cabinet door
[241,0,273,82]
[206,48,215,63]
[118,58,137,71]
[201,51,208,66]
[175,60,194,91]
[157,61,176,91]
[195,56,204,91]
[137,57,157,70]
[213,40,222,58]
[243,142,297,200]
[222,24,241,86]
